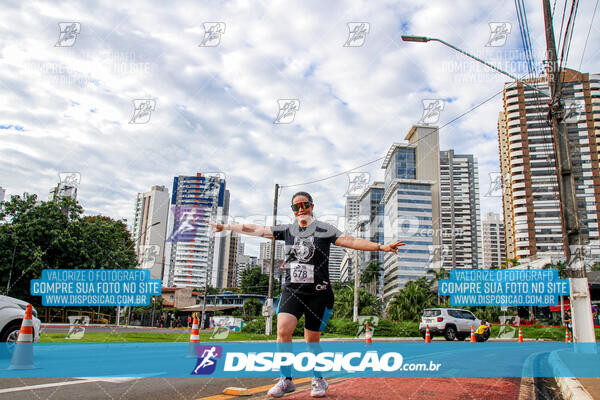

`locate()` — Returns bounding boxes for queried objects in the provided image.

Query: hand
[381,241,405,253]
[208,222,225,233]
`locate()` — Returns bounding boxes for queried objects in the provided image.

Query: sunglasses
[291,201,313,212]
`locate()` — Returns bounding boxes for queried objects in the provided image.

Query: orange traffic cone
[424,325,431,343]
[565,328,570,343]
[470,325,476,342]
[187,313,201,357]
[365,323,372,344]
[9,304,35,370]
[518,327,524,343]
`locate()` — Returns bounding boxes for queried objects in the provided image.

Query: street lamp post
[402,22,595,342]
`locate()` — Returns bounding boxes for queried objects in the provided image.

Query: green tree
[544,261,568,278]
[243,298,262,317]
[333,285,381,319]
[386,277,436,322]
[239,267,280,296]
[0,194,137,303]
[427,267,450,305]
[360,261,384,287]
[590,262,600,271]
[499,258,520,269]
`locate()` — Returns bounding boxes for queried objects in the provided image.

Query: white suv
[419,308,482,341]
[0,296,41,349]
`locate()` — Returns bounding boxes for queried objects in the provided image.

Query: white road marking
[0,377,140,394]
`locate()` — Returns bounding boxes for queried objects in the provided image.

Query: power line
[281,89,503,189]
[578,0,597,70]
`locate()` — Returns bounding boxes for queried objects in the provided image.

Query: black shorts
[276,287,334,332]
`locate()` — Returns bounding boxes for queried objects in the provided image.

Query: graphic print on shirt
[291,236,315,262]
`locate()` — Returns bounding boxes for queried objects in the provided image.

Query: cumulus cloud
[1,0,598,255]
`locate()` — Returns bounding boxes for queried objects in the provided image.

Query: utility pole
[353,249,359,323]
[265,183,279,335]
[542,0,595,343]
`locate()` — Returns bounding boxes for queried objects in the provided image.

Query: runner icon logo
[191,345,223,375]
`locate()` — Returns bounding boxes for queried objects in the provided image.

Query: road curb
[548,351,593,400]
[518,352,538,400]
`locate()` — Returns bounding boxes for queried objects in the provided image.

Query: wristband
[377,244,381,252]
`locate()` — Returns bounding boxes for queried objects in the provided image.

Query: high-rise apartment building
[132,185,170,281]
[221,232,239,288]
[164,173,229,288]
[439,150,481,269]
[358,181,385,292]
[481,212,506,268]
[498,69,600,260]
[345,195,360,232]
[381,125,441,301]
[259,241,285,262]
[328,245,344,282]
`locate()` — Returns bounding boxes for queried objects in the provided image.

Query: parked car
[419,308,482,341]
[0,295,41,346]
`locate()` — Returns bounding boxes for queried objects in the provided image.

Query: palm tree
[500,258,520,269]
[427,267,450,305]
[386,278,436,322]
[543,261,568,278]
[360,261,384,294]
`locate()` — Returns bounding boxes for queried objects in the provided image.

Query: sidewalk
[549,350,599,399]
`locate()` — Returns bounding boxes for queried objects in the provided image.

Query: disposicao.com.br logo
[222,351,441,373]
[190,345,441,376]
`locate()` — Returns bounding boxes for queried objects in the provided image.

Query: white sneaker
[268,377,296,398]
[310,377,328,397]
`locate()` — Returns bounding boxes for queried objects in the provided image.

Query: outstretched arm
[334,234,405,253]
[208,222,274,239]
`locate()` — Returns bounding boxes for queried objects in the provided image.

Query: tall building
[498,69,600,260]
[164,173,229,289]
[221,232,239,288]
[328,245,344,282]
[259,241,285,262]
[344,195,360,232]
[439,150,482,269]
[481,212,506,268]
[358,181,385,293]
[132,185,170,281]
[381,125,441,302]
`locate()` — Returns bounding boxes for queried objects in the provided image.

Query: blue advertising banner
[1,342,598,378]
[30,269,161,306]
[439,269,569,306]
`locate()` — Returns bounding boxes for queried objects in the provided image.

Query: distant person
[188,315,192,328]
[592,304,598,326]
[565,310,573,338]
[474,321,491,342]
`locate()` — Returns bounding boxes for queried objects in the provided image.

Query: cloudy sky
[1,0,599,255]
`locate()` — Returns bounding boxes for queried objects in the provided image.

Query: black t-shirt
[271,219,343,295]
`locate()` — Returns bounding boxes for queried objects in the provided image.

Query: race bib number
[290,262,314,283]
